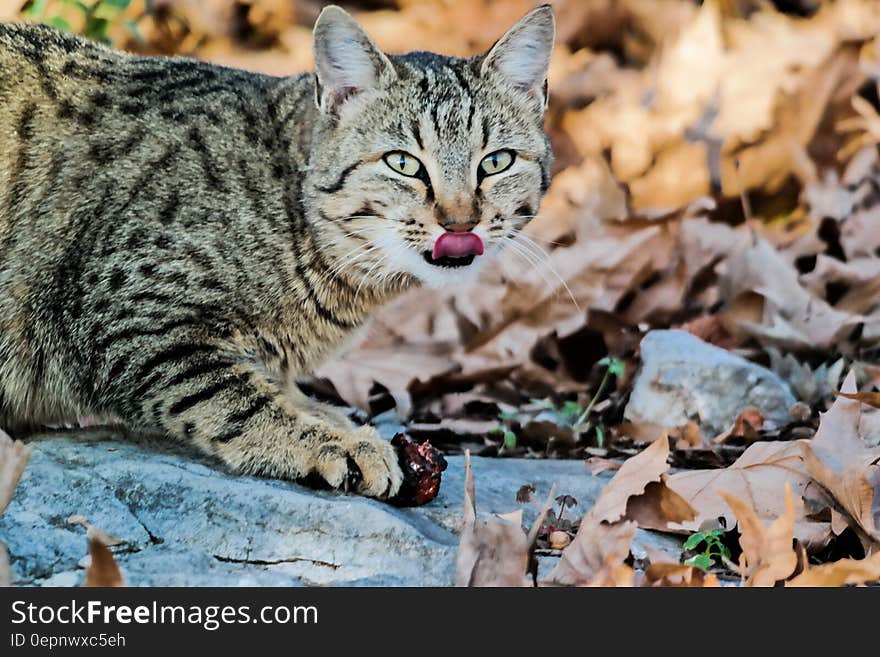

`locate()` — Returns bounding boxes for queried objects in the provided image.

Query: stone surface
[625,330,797,435]
[0,430,678,586]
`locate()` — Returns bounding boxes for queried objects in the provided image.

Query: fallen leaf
[585,456,622,475]
[720,237,863,351]
[68,516,125,547]
[721,484,798,587]
[83,539,124,587]
[667,440,830,548]
[0,430,29,517]
[0,543,9,587]
[786,552,880,587]
[626,475,698,532]
[544,437,692,585]
[455,452,529,587]
[835,390,880,409]
[543,515,637,586]
[639,562,720,588]
[589,436,674,523]
[712,407,765,444]
[800,371,880,551]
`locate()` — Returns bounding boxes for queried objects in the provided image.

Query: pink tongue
[432,233,484,260]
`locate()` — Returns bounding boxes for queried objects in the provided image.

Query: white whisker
[511,232,581,312]
[497,234,581,313]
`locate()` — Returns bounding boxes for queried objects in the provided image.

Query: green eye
[480,150,515,176]
[383,151,422,177]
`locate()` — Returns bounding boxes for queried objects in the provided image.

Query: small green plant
[23,0,135,45]
[495,356,624,451]
[682,528,732,570]
[493,410,518,449]
[572,356,625,446]
[522,356,624,449]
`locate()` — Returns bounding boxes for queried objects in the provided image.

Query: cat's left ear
[480,4,555,109]
[312,5,396,114]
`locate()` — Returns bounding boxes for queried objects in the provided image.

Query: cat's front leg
[102,343,402,498]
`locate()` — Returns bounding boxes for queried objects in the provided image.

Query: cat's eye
[383,151,422,177]
[480,150,515,176]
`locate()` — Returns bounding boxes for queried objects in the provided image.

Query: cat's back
[0,21,277,142]
[0,22,292,242]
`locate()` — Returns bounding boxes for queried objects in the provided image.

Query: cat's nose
[440,220,478,232]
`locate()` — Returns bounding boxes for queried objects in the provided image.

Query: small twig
[526,483,558,549]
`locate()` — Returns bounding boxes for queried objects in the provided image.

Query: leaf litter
[4,0,880,585]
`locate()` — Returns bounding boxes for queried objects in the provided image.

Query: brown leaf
[585,456,622,475]
[626,475,698,531]
[678,315,738,350]
[544,437,691,585]
[68,516,125,547]
[0,429,29,518]
[455,452,528,587]
[543,515,637,587]
[800,372,880,551]
[640,562,720,588]
[0,542,10,588]
[712,407,765,444]
[721,484,798,587]
[667,440,830,547]
[786,552,880,587]
[589,436,674,523]
[835,390,880,409]
[616,421,669,443]
[84,539,124,587]
[719,237,862,351]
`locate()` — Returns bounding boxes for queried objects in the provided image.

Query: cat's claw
[313,426,403,499]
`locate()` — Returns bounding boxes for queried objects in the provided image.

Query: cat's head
[304,4,554,290]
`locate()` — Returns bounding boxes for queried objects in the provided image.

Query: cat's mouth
[422,251,477,268]
[423,233,484,268]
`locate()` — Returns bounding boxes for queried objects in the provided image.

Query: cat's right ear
[480,4,555,110]
[312,6,395,115]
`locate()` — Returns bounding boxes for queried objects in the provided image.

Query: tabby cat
[0,5,554,499]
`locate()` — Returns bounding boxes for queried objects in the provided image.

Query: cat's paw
[313,426,403,499]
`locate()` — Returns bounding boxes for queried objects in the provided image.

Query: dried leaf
[667,440,830,547]
[712,407,765,444]
[83,539,124,587]
[800,371,880,551]
[640,562,720,588]
[721,484,798,587]
[585,456,622,475]
[0,430,29,518]
[720,238,863,351]
[786,552,880,587]
[543,515,637,586]
[835,390,880,409]
[455,452,529,587]
[68,516,125,547]
[626,475,698,531]
[544,437,690,585]
[0,542,10,588]
[590,436,674,523]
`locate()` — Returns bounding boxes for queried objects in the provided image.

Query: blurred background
[2,0,880,460]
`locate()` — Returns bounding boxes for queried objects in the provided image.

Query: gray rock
[0,430,676,586]
[625,330,797,435]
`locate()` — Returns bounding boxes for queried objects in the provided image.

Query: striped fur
[0,6,554,498]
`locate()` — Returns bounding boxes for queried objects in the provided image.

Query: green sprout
[494,410,519,450]
[522,357,625,449]
[682,529,732,570]
[571,356,625,446]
